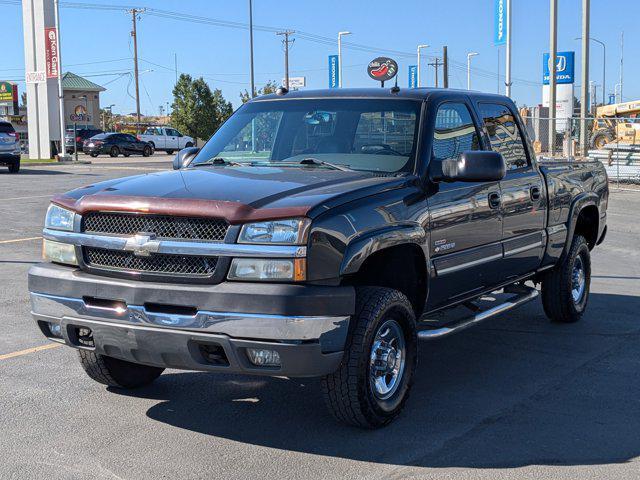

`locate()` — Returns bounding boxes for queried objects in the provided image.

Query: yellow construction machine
[590,100,640,149]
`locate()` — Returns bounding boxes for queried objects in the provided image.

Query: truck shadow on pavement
[117,292,640,469]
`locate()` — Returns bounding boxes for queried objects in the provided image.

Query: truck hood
[53,166,405,223]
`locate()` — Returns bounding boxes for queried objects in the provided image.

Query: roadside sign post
[73,122,78,162]
[367,57,398,88]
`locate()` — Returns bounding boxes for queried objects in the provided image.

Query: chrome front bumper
[29,263,354,377]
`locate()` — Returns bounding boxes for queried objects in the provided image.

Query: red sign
[44,27,60,79]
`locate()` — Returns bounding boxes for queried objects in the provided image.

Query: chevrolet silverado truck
[29,88,608,428]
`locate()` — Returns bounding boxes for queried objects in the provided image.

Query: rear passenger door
[426,100,503,309]
[477,102,546,279]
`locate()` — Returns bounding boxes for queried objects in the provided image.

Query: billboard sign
[44,27,60,79]
[0,82,14,102]
[494,0,506,45]
[408,65,417,88]
[367,57,398,84]
[543,51,575,84]
[328,55,339,88]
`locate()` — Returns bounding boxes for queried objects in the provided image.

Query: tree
[170,74,233,141]
[239,80,278,104]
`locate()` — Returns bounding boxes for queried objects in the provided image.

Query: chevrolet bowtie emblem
[124,233,160,257]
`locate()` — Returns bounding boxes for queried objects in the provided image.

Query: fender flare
[562,192,599,257]
[339,223,427,276]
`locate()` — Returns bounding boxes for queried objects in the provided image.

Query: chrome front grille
[82,212,228,241]
[84,247,218,277]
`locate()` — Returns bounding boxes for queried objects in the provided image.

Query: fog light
[246,348,281,367]
[47,322,63,339]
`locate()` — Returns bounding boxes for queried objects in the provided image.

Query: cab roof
[252,87,512,104]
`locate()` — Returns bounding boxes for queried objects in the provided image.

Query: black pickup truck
[29,88,608,428]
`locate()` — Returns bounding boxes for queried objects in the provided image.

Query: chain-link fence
[522,115,640,186]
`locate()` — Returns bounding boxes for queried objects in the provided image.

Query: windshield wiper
[191,157,242,167]
[299,157,353,171]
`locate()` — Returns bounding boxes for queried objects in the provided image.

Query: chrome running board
[417,287,539,340]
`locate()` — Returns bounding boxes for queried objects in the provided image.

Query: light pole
[53,0,67,159]
[338,31,351,88]
[576,36,605,106]
[248,0,255,98]
[417,44,429,87]
[467,52,478,90]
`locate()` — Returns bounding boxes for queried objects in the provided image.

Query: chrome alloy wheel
[369,319,406,400]
[572,255,586,304]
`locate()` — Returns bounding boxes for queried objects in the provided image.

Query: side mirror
[429,151,506,183]
[173,147,200,170]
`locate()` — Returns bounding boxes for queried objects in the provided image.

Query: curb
[23,160,92,167]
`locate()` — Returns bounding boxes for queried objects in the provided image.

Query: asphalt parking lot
[1,161,639,480]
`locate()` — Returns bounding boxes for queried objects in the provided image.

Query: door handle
[530,186,541,201]
[488,192,501,209]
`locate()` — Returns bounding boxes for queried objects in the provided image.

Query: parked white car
[138,127,195,154]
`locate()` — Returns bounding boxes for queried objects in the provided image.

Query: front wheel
[541,235,591,323]
[78,350,164,389]
[142,145,152,157]
[321,287,417,428]
[185,142,194,148]
[109,146,120,157]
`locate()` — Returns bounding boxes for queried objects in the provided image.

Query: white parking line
[0,236,41,244]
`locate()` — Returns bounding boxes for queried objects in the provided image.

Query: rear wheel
[541,235,591,323]
[109,146,120,157]
[165,150,174,155]
[78,350,164,389]
[8,161,20,173]
[89,153,98,158]
[321,287,417,428]
[142,145,152,157]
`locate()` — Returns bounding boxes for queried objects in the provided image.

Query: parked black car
[30,88,608,428]
[65,128,103,154]
[82,133,154,157]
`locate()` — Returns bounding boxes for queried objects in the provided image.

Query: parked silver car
[0,121,20,173]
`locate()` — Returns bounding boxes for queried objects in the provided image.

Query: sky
[1,0,636,115]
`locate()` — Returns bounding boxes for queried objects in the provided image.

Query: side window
[479,103,528,170]
[432,103,481,162]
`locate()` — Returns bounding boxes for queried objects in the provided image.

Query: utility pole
[619,31,624,103]
[442,46,449,88]
[417,44,429,87]
[429,58,442,88]
[174,52,178,85]
[549,0,557,156]
[276,30,295,90]
[505,0,512,97]
[580,0,590,157]
[467,52,478,90]
[248,0,255,97]
[338,31,351,88]
[128,8,145,133]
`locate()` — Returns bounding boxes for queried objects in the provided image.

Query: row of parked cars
[65,127,195,158]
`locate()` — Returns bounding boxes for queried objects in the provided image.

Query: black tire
[109,146,120,157]
[185,142,194,148]
[142,145,152,157]
[321,287,417,428]
[165,150,174,155]
[123,153,130,157]
[78,350,164,389]
[8,161,20,173]
[541,235,591,323]
[590,129,614,150]
[89,153,98,158]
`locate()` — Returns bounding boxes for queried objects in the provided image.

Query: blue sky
[2,0,636,114]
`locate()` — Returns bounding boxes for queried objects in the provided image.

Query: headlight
[42,239,78,266]
[239,218,310,245]
[45,204,75,231]
[228,258,306,281]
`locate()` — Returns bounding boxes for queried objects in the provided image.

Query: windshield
[190,98,422,173]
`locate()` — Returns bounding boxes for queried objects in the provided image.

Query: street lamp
[338,31,351,88]
[417,44,429,87]
[467,52,479,90]
[575,36,605,106]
